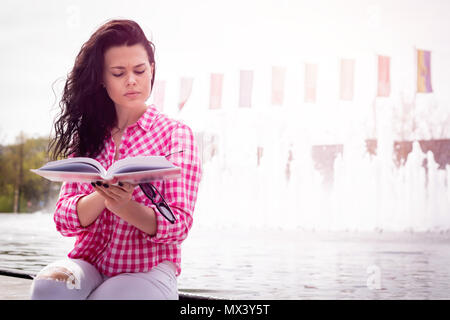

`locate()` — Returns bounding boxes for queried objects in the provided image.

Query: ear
[150,63,155,75]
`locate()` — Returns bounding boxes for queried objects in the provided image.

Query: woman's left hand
[93,181,136,213]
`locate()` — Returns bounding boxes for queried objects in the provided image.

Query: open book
[30,155,181,184]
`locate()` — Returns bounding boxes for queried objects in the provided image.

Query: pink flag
[340,59,355,101]
[209,73,223,110]
[377,55,390,97]
[151,80,166,111]
[257,146,264,166]
[417,49,432,93]
[193,131,204,166]
[178,77,194,111]
[272,66,286,106]
[304,63,318,103]
[239,70,253,108]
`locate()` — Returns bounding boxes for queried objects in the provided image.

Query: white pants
[29,258,178,300]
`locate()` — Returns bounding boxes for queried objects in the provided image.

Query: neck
[114,104,147,131]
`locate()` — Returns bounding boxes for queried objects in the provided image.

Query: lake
[1,213,450,299]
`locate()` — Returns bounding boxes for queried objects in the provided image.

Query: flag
[377,55,390,97]
[417,49,432,93]
[239,70,253,108]
[151,80,166,111]
[257,146,263,166]
[178,77,194,111]
[209,73,223,109]
[304,63,318,103]
[340,59,355,101]
[271,66,286,106]
[194,131,204,165]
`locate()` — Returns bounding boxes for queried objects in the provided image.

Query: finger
[104,185,127,198]
[106,185,134,201]
[103,177,117,184]
[123,182,135,192]
[95,185,117,201]
[102,187,124,201]
[117,182,135,193]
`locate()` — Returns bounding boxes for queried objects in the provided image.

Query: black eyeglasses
[139,183,176,224]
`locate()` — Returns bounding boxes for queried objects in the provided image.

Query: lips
[124,91,140,98]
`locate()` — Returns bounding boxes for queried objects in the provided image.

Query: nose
[126,73,137,86]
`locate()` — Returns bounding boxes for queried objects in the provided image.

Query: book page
[112,167,181,184]
[39,157,105,175]
[30,169,104,183]
[108,156,176,175]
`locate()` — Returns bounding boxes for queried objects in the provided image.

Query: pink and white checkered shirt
[53,105,202,277]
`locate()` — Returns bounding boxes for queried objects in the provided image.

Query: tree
[0,133,60,213]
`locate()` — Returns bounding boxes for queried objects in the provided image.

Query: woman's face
[103,44,154,111]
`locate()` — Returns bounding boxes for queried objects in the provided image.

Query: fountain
[194,103,450,232]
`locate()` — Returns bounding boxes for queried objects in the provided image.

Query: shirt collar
[133,104,160,132]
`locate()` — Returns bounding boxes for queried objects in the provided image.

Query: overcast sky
[1,0,449,144]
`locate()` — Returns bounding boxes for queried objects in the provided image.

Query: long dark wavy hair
[48,19,156,160]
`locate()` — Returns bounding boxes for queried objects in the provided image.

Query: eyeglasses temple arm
[164,150,184,158]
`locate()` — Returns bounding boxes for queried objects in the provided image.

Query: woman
[30,19,202,300]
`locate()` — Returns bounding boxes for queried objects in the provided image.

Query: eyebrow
[110,63,146,70]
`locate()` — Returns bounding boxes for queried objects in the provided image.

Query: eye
[113,73,123,77]
[135,70,145,74]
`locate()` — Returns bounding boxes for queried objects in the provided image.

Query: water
[195,105,450,232]
[1,213,450,299]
